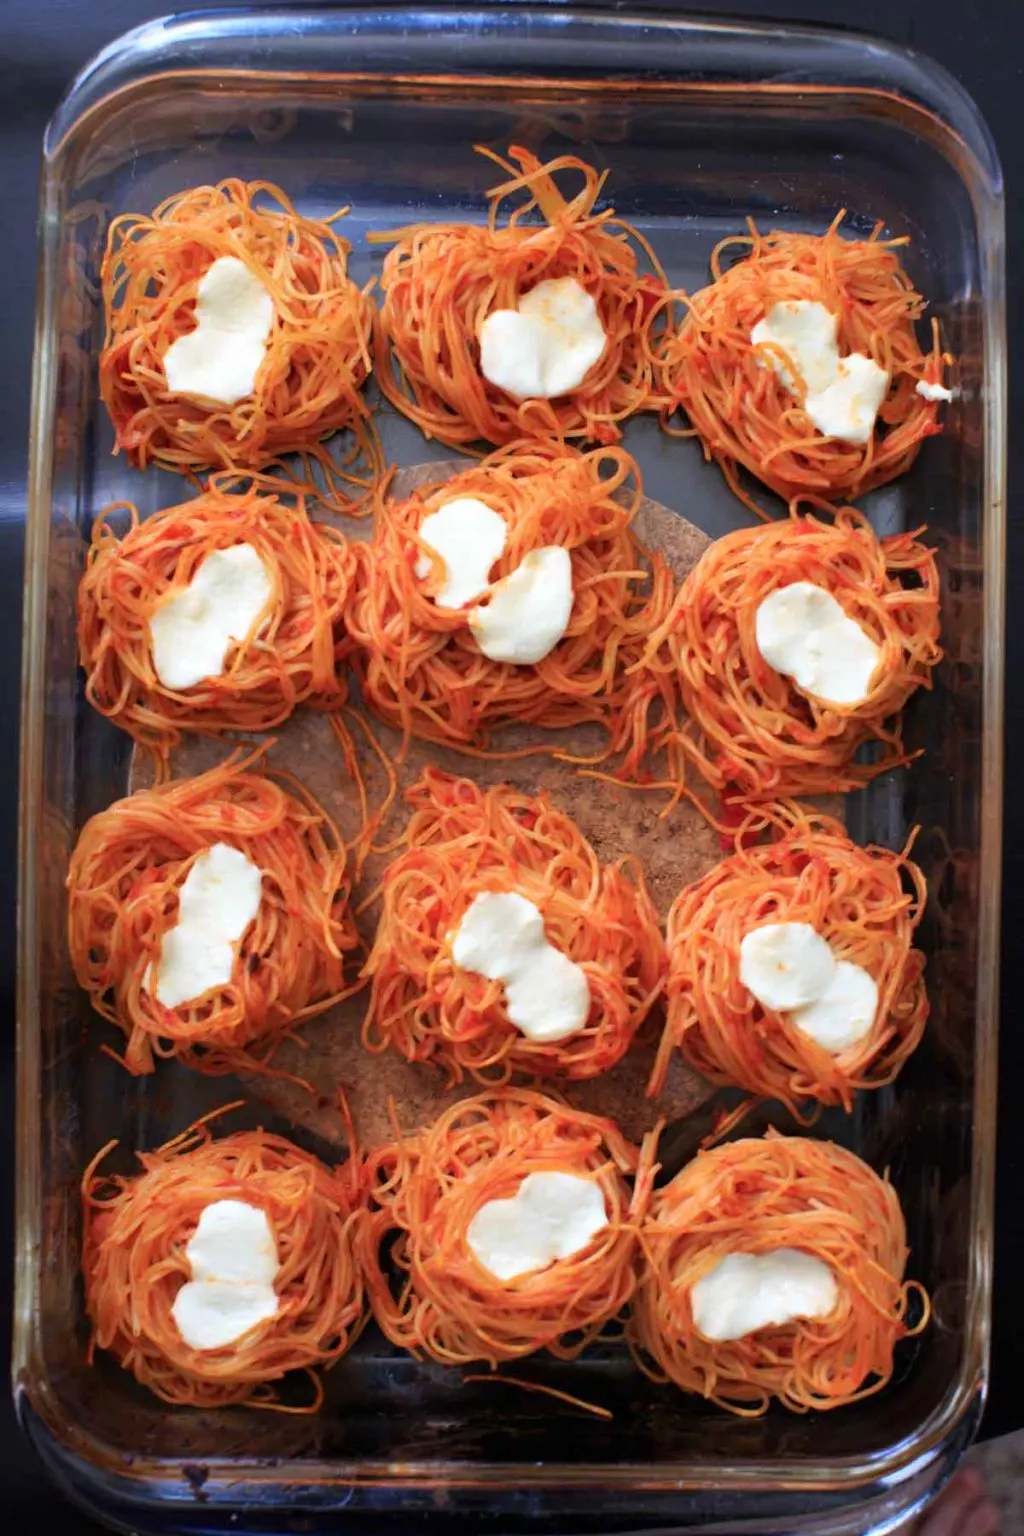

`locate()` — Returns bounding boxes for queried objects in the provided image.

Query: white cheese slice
[916,378,955,402]
[414,497,508,609]
[171,1199,279,1351]
[467,1171,608,1282]
[691,1249,838,1341]
[479,276,607,400]
[451,890,590,1043]
[149,543,273,692]
[469,546,573,664]
[149,842,263,1010]
[755,580,881,707]
[163,255,274,406]
[751,297,889,444]
[791,959,879,1053]
[739,922,837,1013]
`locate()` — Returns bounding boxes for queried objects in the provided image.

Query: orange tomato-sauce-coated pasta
[345,441,673,764]
[364,769,666,1083]
[83,1109,365,1410]
[77,482,355,756]
[638,508,942,801]
[655,214,951,511]
[371,145,667,450]
[631,1130,929,1414]
[651,801,928,1115]
[356,1088,653,1367]
[100,178,377,493]
[66,750,358,1078]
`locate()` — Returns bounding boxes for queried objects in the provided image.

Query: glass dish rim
[15,1,1006,1510]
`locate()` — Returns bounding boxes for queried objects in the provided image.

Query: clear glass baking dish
[15,7,1005,1532]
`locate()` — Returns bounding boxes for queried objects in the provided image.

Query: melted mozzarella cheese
[451,890,590,1043]
[149,842,263,1010]
[792,959,878,1053]
[806,353,890,444]
[149,543,273,692]
[411,495,574,664]
[739,922,837,1012]
[751,298,889,444]
[740,922,879,1055]
[467,1171,608,1282]
[751,300,840,394]
[469,546,573,664]
[479,277,607,400]
[917,378,955,402]
[755,580,881,706]
[171,1199,279,1351]
[163,255,274,405]
[691,1249,838,1342]
[415,497,508,609]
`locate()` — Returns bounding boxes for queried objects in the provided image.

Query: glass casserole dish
[15,7,1004,1532]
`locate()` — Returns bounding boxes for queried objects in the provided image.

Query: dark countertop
[2,1,1021,1529]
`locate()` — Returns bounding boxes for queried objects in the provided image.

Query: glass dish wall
[16,8,1004,1533]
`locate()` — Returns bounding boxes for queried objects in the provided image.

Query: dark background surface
[1,0,1020,1529]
